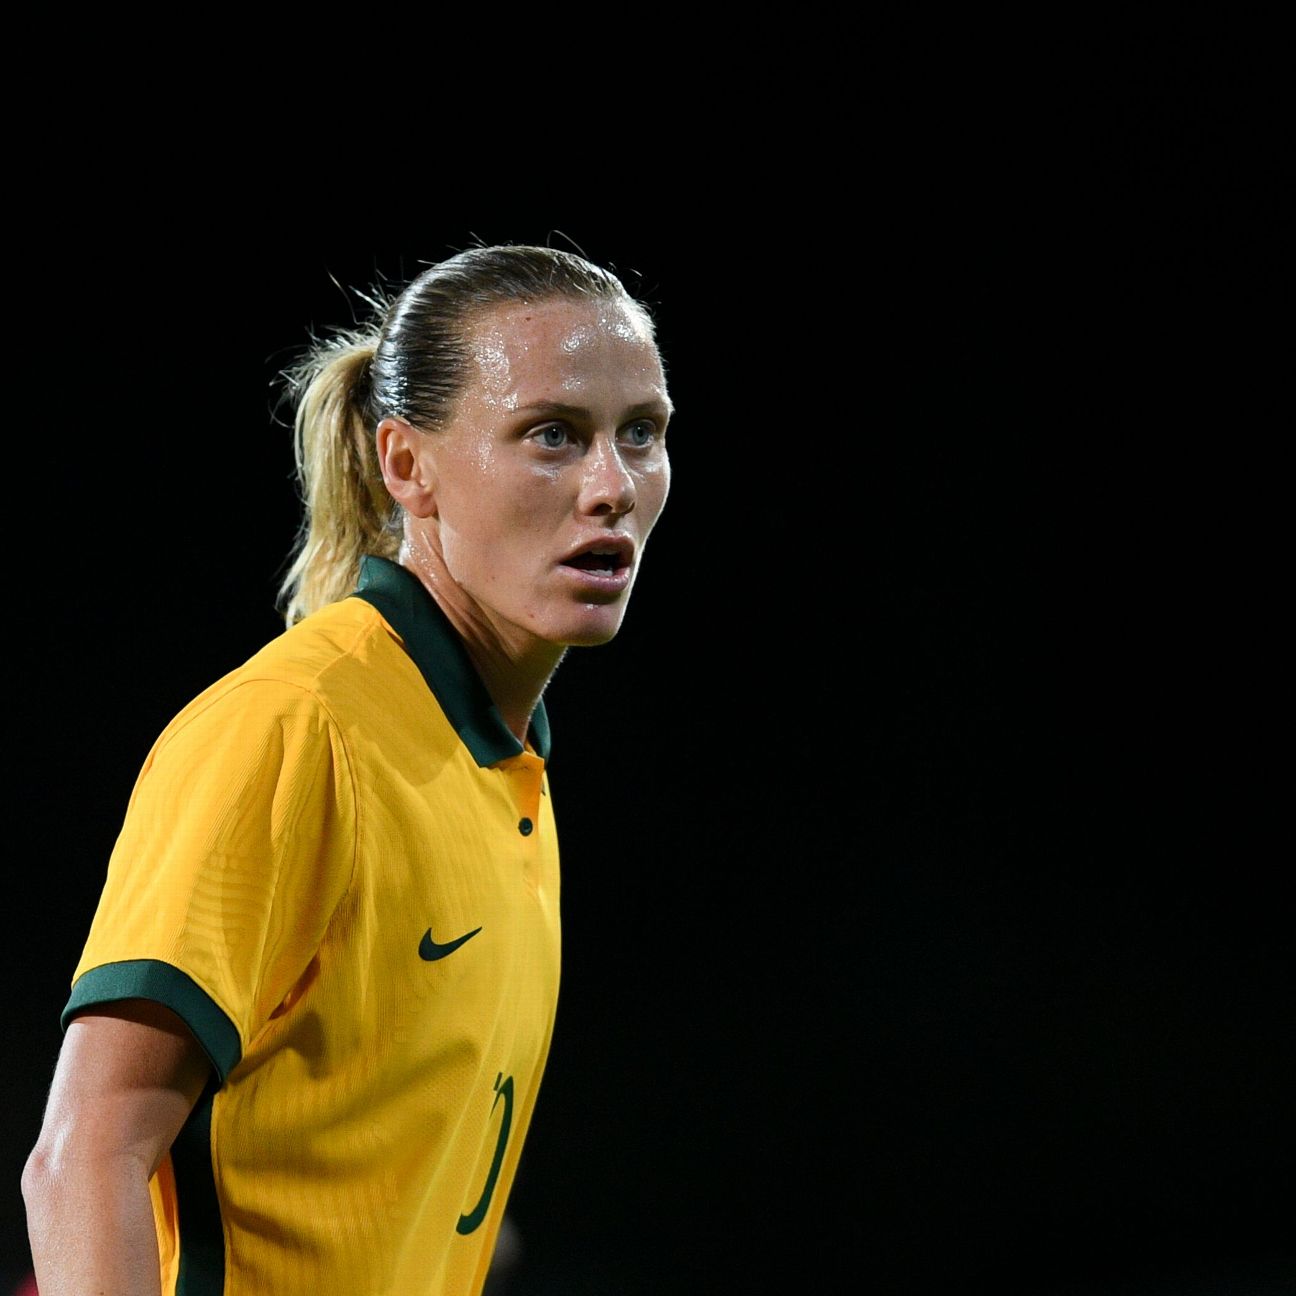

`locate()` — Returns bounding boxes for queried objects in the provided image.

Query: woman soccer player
[23,244,673,1295]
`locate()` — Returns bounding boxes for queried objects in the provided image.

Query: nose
[579,437,636,517]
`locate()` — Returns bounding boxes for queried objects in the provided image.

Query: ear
[376,417,437,519]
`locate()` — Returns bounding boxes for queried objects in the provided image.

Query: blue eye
[622,420,656,447]
[536,424,570,448]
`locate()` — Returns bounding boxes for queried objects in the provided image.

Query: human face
[412,297,672,654]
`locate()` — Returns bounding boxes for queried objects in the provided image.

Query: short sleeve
[63,677,358,1082]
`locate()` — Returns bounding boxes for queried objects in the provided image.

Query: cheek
[509,468,574,534]
[638,457,672,531]
[443,476,561,572]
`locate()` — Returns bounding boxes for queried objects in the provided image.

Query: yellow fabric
[69,595,561,1295]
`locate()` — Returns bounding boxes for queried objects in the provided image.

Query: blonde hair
[277,245,655,627]
[278,328,401,626]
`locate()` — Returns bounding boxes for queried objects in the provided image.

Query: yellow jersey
[63,555,561,1295]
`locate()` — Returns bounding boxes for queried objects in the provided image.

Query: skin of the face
[378,296,673,675]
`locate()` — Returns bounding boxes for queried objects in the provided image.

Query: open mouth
[563,550,628,574]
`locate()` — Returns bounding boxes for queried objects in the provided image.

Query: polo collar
[351,555,551,767]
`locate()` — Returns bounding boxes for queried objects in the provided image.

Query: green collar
[351,555,551,767]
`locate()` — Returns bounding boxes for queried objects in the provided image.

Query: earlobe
[376,417,437,519]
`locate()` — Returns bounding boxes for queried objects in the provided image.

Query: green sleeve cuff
[62,959,242,1083]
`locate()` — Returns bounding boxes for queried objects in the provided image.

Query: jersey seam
[164,676,362,1009]
[264,610,371,958]
[145,610,376,1058]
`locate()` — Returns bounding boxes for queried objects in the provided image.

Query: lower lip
[558,563,633,597]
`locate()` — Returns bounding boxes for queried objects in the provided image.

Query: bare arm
[22,999,213,1296]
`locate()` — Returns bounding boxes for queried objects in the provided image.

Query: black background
[3,62,1290,1296]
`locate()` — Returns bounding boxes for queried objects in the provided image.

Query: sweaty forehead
[466,298,663,411]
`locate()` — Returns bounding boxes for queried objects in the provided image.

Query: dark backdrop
[3,91,1289,1296]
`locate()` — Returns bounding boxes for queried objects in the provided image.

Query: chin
[549,608,628,648]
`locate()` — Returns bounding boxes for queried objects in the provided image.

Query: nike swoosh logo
[419,925,483,962]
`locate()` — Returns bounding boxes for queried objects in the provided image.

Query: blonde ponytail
[278,332,400,627]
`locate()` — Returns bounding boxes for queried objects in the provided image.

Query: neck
[464,641,565,747]
[399,538,565,747]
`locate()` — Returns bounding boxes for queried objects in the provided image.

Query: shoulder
[128,598,404,791]
[164,597,405,738]
[242,595,402,694]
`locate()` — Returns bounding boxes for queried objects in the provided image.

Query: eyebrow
[514,399,675,421]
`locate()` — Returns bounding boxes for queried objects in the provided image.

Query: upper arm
[71,679,358,1061]
[42,680,353,1169]
[35,1000,212,1177]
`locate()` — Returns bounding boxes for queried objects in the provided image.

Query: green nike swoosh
[419,925,483,962]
